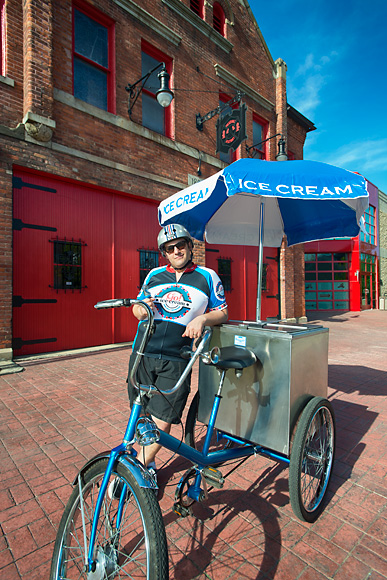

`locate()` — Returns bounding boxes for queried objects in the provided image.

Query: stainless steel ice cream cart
[197,320,328,456]
[184,319,334,522]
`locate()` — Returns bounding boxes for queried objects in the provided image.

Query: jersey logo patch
[154,286,192,319]
[215,281,225,301]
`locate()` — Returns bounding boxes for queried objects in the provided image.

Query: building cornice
[0,75,15,88]
[161,0,233,53]
[287,104,316,132]
[113,0,182,46]
[214,64,274,111]
[0,89,224,189]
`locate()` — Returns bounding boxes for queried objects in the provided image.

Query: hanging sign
[216,103,247,154]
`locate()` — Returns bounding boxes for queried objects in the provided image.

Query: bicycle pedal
[173,502,192,518]
[202,467,224,488]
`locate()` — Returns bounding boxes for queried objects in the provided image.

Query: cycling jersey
[132,263,227,361]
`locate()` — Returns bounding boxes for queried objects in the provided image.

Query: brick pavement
[0,309,386,579]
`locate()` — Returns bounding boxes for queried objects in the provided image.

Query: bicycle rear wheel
[50,458,168,580]
[289,397,335,523]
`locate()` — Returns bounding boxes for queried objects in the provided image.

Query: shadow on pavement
[161,462,284,579]
[329,364,387,397]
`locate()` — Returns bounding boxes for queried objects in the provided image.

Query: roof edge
[287,104,316,132]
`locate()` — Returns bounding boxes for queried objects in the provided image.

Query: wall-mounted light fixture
[126,62,174,119]
[276,135,288,161]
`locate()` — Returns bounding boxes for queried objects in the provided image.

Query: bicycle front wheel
[50,458,168,580]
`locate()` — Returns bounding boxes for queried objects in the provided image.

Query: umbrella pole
[256,201,265,322]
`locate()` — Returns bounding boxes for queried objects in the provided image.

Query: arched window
[190,0,204,19]
[213,2,225,36]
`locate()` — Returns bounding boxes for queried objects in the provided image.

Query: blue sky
[249,0,387,193]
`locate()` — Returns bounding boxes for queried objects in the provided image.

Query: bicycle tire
[289,397,335,523]
[185,391,233,453]
[50,458,169,580]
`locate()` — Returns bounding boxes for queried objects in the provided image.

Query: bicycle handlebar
[94,297,213,397]
[94,298,133,309]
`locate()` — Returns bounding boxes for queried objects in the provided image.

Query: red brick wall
[0,167,13,350]
[0,0,310,352]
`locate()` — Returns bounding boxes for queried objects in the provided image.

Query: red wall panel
[13,170,160,355]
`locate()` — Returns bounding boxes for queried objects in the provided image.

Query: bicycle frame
[85,386,290,572]
[85,298,290,573]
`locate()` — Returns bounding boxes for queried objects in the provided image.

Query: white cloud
[288,74,325,117]
[288,51,340,117]
[307,138,387,175]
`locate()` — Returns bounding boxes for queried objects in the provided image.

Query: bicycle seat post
[201,369,227,457]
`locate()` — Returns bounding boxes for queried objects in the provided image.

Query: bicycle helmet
[157,224,194,255]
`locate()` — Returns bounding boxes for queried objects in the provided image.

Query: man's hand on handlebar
[132,298,155,321]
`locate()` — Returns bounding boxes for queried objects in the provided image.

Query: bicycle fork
[78,402,143,575]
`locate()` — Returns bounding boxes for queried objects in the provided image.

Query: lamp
[126,62,174,119]
[156,67,174,108]
[245,133,288,161]
[276,136,288,161]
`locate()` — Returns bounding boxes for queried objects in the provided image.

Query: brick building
[378,188,387,307]
[0,0,315,362]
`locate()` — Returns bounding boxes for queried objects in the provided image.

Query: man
[128,224,228,476]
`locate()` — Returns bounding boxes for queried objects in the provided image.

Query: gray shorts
[127,354,192,425]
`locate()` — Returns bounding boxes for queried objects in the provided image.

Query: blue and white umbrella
[158,158,369,319]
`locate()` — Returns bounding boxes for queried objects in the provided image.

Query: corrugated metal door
[12,169,160,356]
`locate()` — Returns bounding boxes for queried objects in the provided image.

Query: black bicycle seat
[212,346,256,370]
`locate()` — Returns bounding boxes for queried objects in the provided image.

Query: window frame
[304,252,350,311]
[52,239,83,291]
[138,248,160,288]
[72,0,116,113]
[0,0,5,76]
[141,40,173,139]
[360,204,376,245]
[217,256,232,292]
[251,113,269,160]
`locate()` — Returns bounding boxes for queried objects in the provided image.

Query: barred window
[139,249,159,287]
[218,257,232,292]
[53,240,82,290]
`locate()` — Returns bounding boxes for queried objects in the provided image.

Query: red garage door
[205,244,280,321]
[12,169,162,356]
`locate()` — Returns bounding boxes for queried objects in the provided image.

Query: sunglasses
[164,240,187,254]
